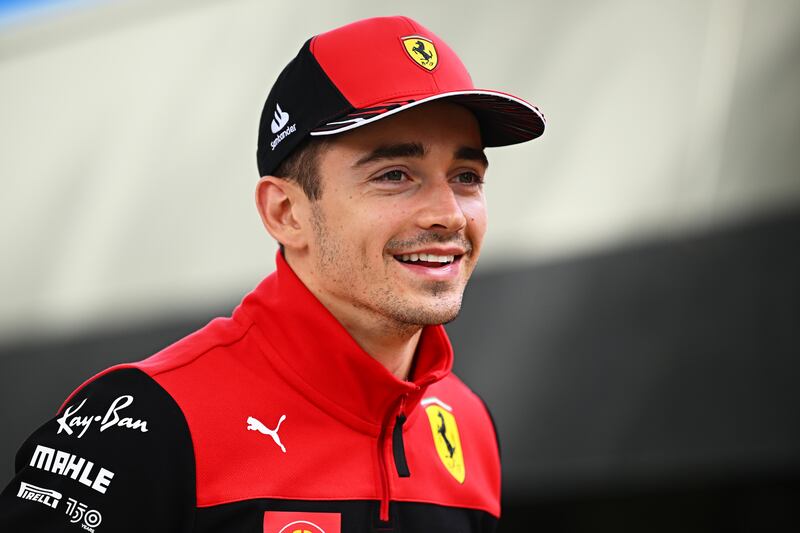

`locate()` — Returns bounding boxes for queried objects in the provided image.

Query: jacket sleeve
[0,367,195,533]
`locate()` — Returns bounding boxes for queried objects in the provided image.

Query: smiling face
[286,101,488,330]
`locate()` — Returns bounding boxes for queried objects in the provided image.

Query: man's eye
[455,172,484,185]
[376,169,406,182]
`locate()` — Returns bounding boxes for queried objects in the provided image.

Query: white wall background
[1,0,798,341]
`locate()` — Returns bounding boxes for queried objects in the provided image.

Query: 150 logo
[65,497,103,532]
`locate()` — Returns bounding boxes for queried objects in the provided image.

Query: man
[0,15,544,533]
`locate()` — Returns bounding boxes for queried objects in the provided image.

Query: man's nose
[415,180,468,232]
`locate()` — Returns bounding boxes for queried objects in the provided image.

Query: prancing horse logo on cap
[401,36,438,71]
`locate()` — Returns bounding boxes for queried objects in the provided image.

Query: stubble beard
[310,203,468,332]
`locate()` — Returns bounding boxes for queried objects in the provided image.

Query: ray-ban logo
[56,395,148,439]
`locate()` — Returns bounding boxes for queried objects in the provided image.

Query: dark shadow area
[499,471,800,532]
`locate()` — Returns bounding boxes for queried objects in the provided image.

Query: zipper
[392,413,410,477]
[377,423,391,522]
[377,395,409,522]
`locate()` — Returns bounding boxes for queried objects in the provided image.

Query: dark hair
[271,136,329,201]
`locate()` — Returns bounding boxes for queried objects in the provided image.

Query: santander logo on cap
[268,102,297,151]
[270,104,290,134]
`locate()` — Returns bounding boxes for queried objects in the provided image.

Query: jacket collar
[235,252,453,436]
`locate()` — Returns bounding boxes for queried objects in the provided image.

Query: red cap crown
[311,16,473,109]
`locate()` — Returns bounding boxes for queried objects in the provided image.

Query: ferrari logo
[425,404,465,483]
[402,36,438,71]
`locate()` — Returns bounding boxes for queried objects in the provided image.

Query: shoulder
[53,367,187,444]
[422,373,501,457]
[1,367,195,532]
[1,314,261,532]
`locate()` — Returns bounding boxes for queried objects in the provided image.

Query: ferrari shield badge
[401,36,438,71]
[425,403,465,483]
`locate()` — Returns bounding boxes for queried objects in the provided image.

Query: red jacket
[1,253,501,533]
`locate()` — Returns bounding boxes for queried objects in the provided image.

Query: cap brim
[309,89,545,147]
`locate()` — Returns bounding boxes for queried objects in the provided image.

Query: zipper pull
[392,412,411,477]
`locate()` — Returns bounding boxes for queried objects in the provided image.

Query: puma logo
[246,415,287,453]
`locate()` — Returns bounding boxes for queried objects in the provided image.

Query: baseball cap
[257,16,545,177]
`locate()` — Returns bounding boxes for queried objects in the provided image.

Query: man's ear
[255,176,309,251]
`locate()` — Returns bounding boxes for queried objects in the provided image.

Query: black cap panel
[256,40,352,177]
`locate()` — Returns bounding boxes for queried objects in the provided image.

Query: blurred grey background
[1,0,799,531]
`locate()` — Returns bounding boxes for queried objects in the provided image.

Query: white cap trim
[310,89,544,137]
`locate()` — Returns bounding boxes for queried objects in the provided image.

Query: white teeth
[396,253,456,263]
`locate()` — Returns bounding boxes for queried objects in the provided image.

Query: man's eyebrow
[354,142,426,167]
[352,142,488,168]
[454,146,489,168]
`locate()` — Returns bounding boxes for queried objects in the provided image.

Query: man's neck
[331,307,423,381]
[286,254,422,381]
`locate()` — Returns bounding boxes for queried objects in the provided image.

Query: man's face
[299,101,488,329]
